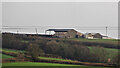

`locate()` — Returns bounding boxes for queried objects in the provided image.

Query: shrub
[26,43,44,61]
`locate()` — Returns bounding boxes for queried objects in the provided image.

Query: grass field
[2,49,25,53]
[0,54,14,59]
[39,57,75,62]
[70,38,118,44]
[2,62,114,68]
[1,55,114,68]
[88,47,118,52]
[2,62,78,66]
[1,49,23,59]
[88,46,118,59]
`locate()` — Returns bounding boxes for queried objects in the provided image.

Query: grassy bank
[0,54,14,59]
[2,49,25,53]
[39,57,75,62]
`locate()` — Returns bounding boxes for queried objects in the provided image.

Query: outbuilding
[85,33,102,39]
[46,29,83,38]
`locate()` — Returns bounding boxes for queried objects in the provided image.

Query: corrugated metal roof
[46,29,74,32]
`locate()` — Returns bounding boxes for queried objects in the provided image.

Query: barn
[46,29,83,38]
[85,33,102,39]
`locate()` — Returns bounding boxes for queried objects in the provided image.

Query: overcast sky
[2,2,118,38]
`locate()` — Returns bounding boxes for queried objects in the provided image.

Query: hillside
[2,33,118,67]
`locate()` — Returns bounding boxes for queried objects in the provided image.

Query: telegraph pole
[17,30,19,34]
[106,26,108,36]
[35,28,38,34]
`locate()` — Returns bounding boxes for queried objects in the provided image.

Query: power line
[1,28,119,30]
[2,26,120,28]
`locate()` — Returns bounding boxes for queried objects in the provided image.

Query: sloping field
[2,62,78,66]
[39,57,75,62]
[0,54,14,59]
[88,47,118,58]
[2,49,25,53]
[88,47,118,52]
[2,62,114,68]
[70,38,118,45]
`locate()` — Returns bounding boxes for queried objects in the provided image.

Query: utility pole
[45,30,47,35]
[35,28,38,34]
[17,30,19,34]
[106,26,108,37]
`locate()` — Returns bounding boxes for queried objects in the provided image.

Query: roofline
[46,29,75,32]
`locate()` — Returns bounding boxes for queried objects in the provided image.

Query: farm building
[102,36,114,39]
[46,29,83,38]
[85,33,102,39]
[102,36,108,39]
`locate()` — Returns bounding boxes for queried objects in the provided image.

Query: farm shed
[102,36,114,39]
[85,33,102,39]
[46,29,83,38]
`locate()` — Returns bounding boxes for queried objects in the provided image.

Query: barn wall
[85,33,102,39]
[54,32,67,38]
[93,34,102,39]
[54,29,77,38]
[65,30,77,38]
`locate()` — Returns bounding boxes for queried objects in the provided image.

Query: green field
[88,47,119,53]
[39,57,75,62]
[70,38,118,44]
[2,62,114,68]
[88,47,118,52]
[88,47,118,57]
[1,49,23,59]
[2,62,78,66]
[0,54,14,59]
[2,49,25,53]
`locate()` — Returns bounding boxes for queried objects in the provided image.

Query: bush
[26,43,44,61]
